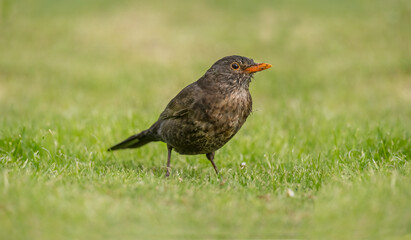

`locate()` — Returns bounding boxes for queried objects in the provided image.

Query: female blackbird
[108,55,271,176]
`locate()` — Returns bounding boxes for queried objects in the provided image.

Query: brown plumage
[108,55,271,176]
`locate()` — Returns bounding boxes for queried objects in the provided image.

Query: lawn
[0,0,410,239]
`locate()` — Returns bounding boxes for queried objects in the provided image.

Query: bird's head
[203,55,271,89]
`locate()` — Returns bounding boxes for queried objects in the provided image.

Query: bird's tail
[107,129,157,151]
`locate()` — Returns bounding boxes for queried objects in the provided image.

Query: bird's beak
[245,63,272,73]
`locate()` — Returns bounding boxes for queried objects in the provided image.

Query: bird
[108,55,271,176]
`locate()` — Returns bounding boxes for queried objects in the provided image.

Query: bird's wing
[159,82,200,120]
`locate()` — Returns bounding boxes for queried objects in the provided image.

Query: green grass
[1,0,410,239]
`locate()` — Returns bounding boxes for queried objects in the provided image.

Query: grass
[0,0,410,239]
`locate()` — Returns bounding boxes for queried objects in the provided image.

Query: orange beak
[245,63,272,73]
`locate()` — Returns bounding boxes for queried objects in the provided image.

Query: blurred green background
[0,0,410,239]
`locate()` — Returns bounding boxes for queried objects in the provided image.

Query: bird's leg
[206,152,219,175]
[166,145,173,177]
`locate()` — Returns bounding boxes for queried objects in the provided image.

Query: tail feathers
[108,130,155,151]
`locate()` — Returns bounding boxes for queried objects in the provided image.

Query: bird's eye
[231,62,240,70]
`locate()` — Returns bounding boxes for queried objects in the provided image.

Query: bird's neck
[197,73,251,95]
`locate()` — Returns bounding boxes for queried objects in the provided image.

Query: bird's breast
[202,90,252,131]
[189,90,251,150]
